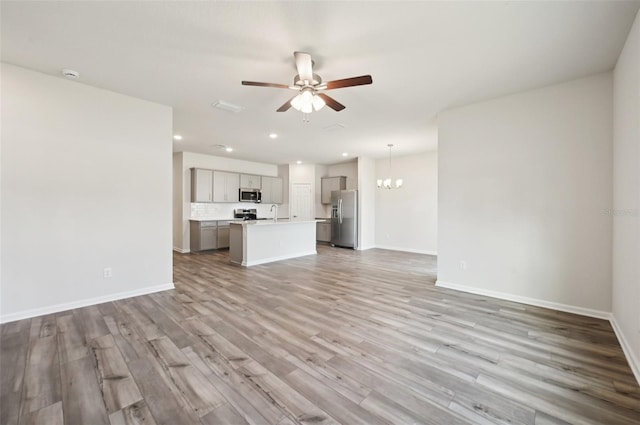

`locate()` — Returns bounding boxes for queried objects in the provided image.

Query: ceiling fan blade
[323,75,373,90]
[294,51,314,82]
[317,93,345,111]
[242,81,290,89]
[276,96,297,112]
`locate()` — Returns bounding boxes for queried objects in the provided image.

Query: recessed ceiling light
[296,160,302,164]
[342,152,349,157]
[212,100,244,113]
[269,133,278,139]
[173,134,183,141]
[225,147,233,152]
[61,69,80,79]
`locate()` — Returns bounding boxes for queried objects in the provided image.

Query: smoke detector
[61,69,80,79]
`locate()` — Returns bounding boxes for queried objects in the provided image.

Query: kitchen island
[229,220,317,267]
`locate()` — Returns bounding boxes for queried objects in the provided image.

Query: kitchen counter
[229,220,317,266]
[189,217,290,222]
[189,217,244,222]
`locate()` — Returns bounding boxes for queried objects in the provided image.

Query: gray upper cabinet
[321,176,347,204]
[213,171,240,203]
[240,174,261,189]
[261,176,283,204]
[191,168,213,202]
[191,168,280,204]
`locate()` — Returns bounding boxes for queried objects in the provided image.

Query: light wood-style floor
[2,245,639,425]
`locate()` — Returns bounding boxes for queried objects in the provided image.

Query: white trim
[173,246,190,253]
[434,280,610,320]
[375,245,438,256]
[0,283,175,324]
[357,244,376,251]
[237,250,317,267]
[610,314,640,385]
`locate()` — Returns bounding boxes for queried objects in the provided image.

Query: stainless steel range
[234,208,258,220]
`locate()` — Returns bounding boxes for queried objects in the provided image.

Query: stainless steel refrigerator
[331,190,358,249]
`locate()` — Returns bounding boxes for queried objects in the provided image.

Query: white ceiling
[2,1,639,165]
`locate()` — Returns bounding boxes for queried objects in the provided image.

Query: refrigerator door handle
[339,199,343,224]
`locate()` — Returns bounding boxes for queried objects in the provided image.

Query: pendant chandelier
[377,144,403,189]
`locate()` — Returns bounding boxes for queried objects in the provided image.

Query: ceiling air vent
[61,69,80,79]
[323,123,347,131]
[212,100,244,113]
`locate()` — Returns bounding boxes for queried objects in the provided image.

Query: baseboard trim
[357,245,376,251]
[375,245,438,256]
[173,247,190,253]
[0,282,175,324]
[434,280,611,320]
[610,314,640,385]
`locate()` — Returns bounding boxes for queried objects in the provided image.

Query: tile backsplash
[190,203,288,219]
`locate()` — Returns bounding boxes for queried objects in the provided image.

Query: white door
[291,183,312,221]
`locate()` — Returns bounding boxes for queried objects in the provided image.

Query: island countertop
[229,219,317,227]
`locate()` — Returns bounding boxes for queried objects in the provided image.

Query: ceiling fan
[242,51,372,117]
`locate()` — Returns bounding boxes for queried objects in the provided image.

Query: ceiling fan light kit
[377,144,403,189]
[242,51,372,121]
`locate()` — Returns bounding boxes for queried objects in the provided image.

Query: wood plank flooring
[2,245,639,424]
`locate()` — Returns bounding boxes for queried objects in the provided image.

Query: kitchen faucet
[270,204,278,222]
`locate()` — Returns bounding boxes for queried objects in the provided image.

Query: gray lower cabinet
[316,220,331,242]
[190,221,218,252]
[217,221,231,249]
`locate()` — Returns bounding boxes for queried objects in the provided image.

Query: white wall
[612,10,640,382]
[328,162,358,190]
[438,73,613,316]
[278,164,290,219]
[173,153,183,249]
[0,63,173,322]
[357,157,376,250]
[375,152,438,254]
[314,164,329,218]
[173,152,282,252]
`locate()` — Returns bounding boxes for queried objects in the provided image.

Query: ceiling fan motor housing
[294,73,322,86]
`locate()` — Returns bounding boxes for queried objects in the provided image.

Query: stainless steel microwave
[239,188,261,203]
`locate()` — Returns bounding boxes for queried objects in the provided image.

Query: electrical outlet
[103,267,113,278]
[459,261,467,271]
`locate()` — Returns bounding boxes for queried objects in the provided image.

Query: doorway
[291,183,312,221]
